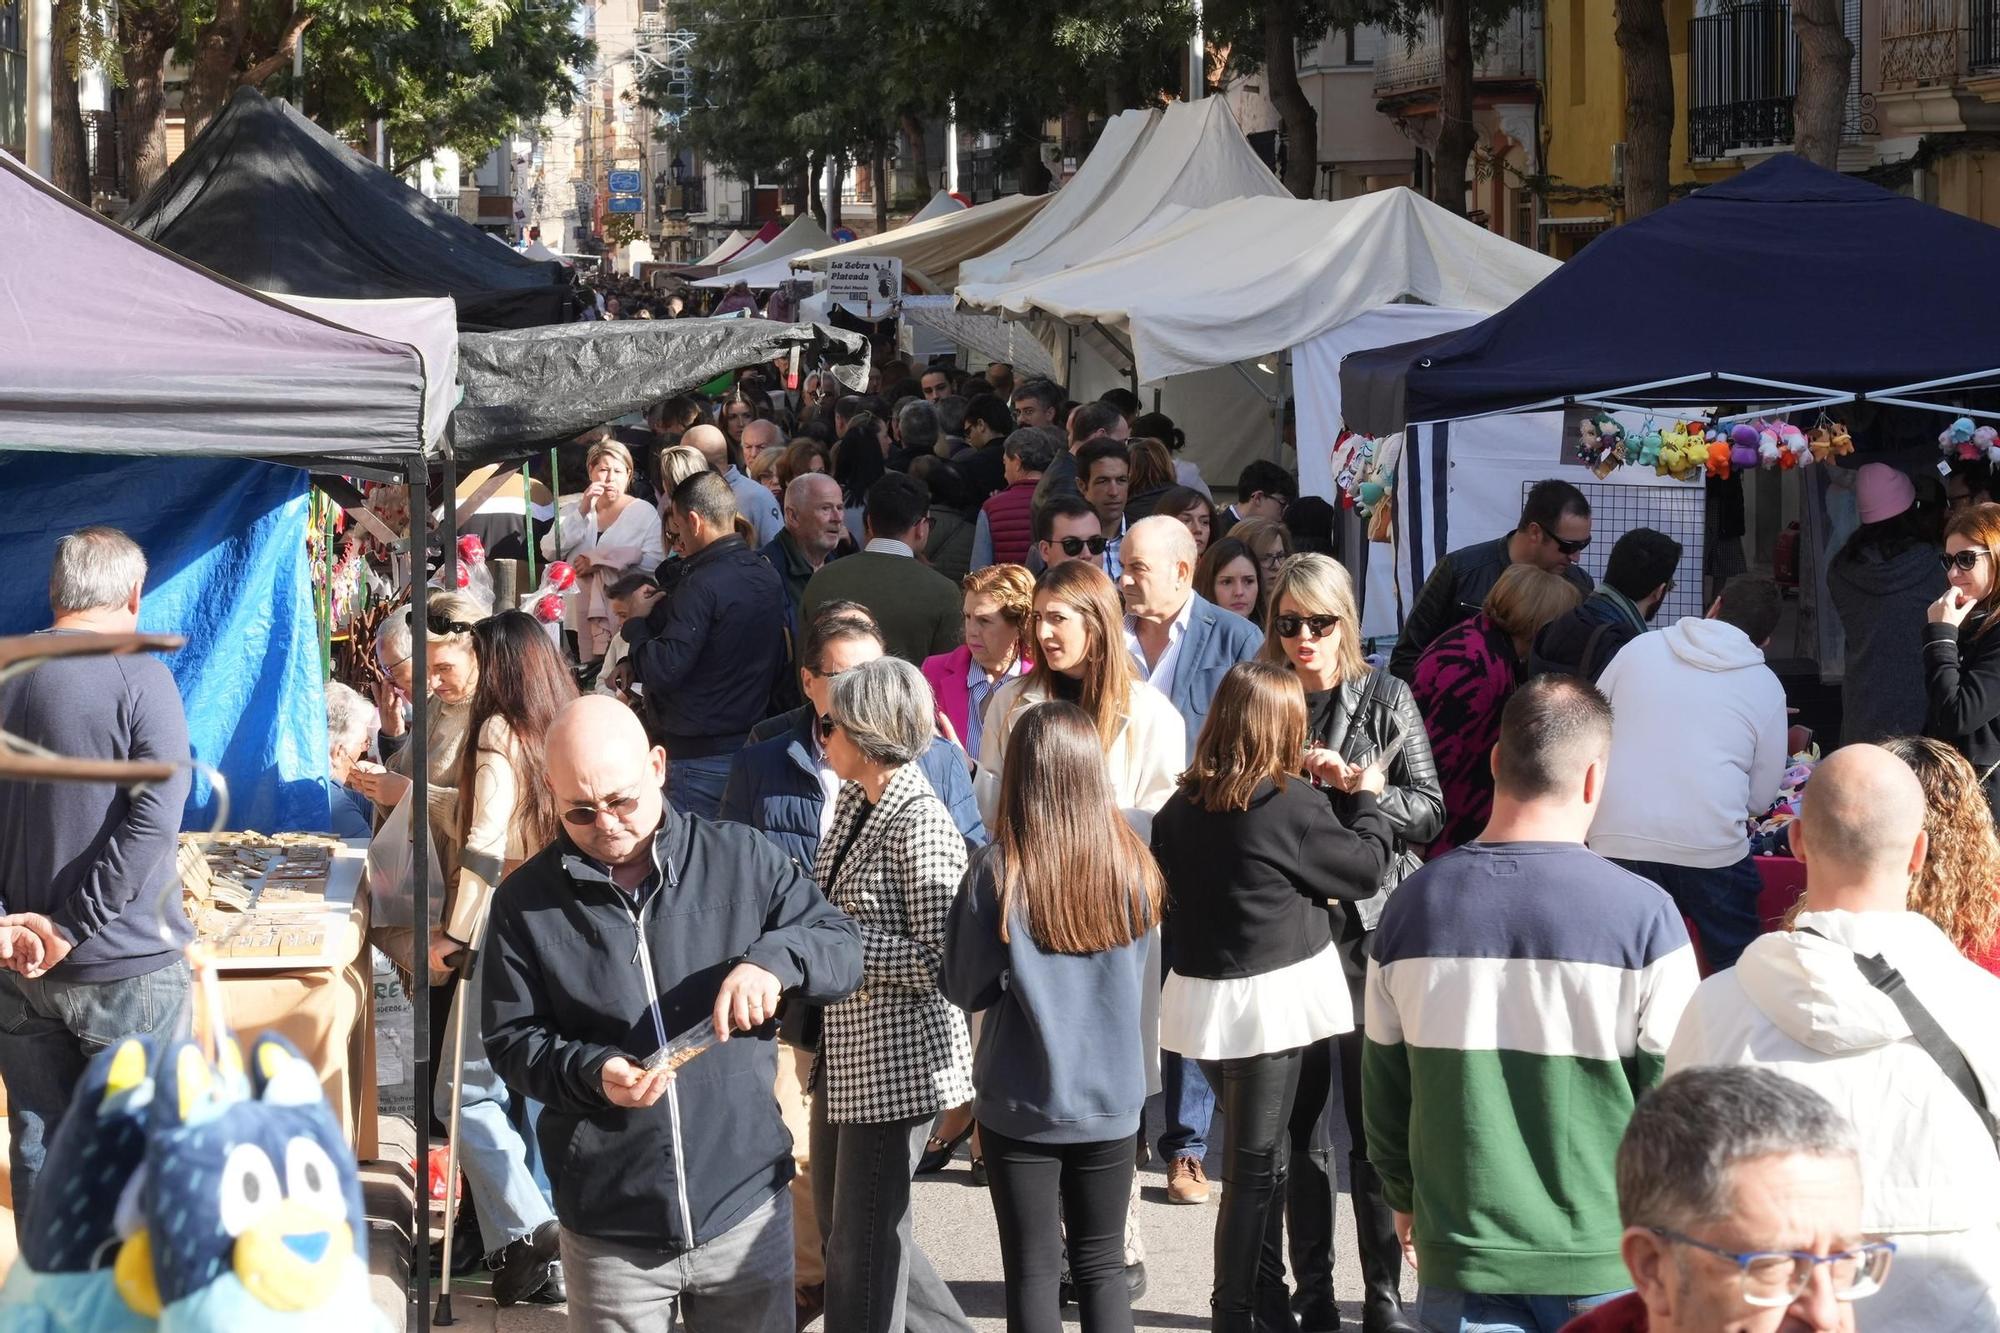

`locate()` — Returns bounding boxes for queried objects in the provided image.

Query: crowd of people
[12,353,2000,1333]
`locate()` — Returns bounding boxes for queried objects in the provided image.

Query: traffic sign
[607,169,642,194]
[606,196,643,214]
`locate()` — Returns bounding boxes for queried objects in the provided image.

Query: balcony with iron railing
[1371,7,1541,101]
[1880,0,2000,88]
[83,108,125,201]
[1688,0,1868,159]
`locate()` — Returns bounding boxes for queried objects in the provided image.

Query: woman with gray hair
[811,655,976,1333]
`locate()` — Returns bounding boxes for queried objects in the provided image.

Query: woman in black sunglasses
[1925,502,2000,812]
[1258,553,1441,1333]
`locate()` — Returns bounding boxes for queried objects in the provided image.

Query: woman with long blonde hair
[1926,501,2000,811]
[1881,736,2000,972]
[945,701,1164,1332]
[1259,553,1441,1331]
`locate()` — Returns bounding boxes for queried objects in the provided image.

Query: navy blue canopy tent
[1341,155,2000,435]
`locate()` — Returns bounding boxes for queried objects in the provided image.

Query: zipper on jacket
[619,835,695,1244]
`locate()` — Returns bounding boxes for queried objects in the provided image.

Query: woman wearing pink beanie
[1830,462,1945,743]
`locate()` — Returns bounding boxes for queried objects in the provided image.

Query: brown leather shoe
[1166,1154,1211,1204]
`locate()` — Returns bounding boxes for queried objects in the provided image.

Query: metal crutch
[433,944,477,1326]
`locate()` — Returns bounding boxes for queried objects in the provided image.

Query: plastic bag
[641,1015,720,1074]
[367,782,443,931]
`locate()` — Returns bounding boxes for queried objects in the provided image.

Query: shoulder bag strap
[1798,926,2000,1150]
[1336,667,1387,763]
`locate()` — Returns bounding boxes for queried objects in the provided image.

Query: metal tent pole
[407,453,434,1333]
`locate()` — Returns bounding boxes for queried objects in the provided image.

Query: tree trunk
[1014,119,1050,193]
[1060,101,1088,167]
[873,142,890,231]
[1432,0,1476,217]
[1791,0,1853,169]
[1264,0,1318,199]
[49,0,89,203]
[900,111,931,197]
[807,149,827,227]
[183,0,253,143]
[118,0,180,200]
[1614,0,1673,218]
[829,151,844,230]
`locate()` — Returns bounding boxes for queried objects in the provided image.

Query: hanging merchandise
[1329,430,1399,519]
[1938,416,2000,466]
[0,1032,390,1333]
[1582,413,1852,483]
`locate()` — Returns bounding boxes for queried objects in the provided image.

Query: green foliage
[651,0,1198,188]
[282,0,593,170]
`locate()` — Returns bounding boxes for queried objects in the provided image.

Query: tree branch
[239,10,316,90]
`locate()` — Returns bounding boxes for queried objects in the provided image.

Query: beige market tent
[794,192,1051,292]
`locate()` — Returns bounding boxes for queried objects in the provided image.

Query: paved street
[385,1094,1413,1332]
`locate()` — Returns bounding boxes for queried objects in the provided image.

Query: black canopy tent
[1341,156,2000,435]
[123,87,574,332]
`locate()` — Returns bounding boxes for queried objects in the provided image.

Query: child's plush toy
[1829,422,1854,457]
[1707,440,1733,479]
[1978,425,2000,466]
[0,1038,160,1333]
[1756,426,1782,469]
[1636,428,1663,470]
[1729,423,1763,472]
[129,1036,388,1333]
[1776,422,1809,469]
[1942,416,1978,460]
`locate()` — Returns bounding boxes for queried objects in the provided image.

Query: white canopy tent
[794,191,1051,292]
[907,190,967,224]
[693,229,751,266]
[714,215,834,277]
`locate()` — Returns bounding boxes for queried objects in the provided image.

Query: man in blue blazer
[1118,515,1265,1205]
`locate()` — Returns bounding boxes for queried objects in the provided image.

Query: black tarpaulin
[122,88,573,331]
[450,317,871,463]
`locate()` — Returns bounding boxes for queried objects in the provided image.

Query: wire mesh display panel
[1533,479,1708,624]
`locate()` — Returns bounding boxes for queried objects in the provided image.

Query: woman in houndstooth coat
[809,655,976,1333]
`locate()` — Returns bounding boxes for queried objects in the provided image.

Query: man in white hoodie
[1589,575,1788,970]
[1667,744,2000,1332]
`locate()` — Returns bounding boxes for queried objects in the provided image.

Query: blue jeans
[1415,1287,1624,1332]
[668,752,736,821]
[1159,1051,1214,1160]
[439,960,555,1254]
[1612,854,1762,971]
[0,958,191,1232]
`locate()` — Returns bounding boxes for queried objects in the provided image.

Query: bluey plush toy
[124,1036,388,1333]
[0,1038,160,1333]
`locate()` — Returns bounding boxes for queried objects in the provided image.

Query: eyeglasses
[817,714,837,740]
[1550,533,1591,556]
[561,792,642,826]
[1056,535,1111,557]
[1941,549,1993,573]
[427,613,477,637]
[1275,613,1341,640]
[1649,1229,1894,1307]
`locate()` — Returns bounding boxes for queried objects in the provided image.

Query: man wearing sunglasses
[1666,744,2000,1330]
[1565,1066,1877,1333]
[1389,479,1594,683]
[1034,494,1106,572]
[482,696,862,1333]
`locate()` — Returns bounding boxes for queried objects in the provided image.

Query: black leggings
[1291,939,1369,1155]
[1200,1048,1305,1317]
[980,1124,1135,1333]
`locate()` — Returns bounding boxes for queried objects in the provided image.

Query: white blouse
[1160,944,1354,1061]
[540,496,665,571]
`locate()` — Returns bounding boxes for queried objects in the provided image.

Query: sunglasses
[427,613,477,636]
[1942,549,1992,573]
[817,714,837,740]
[1549,532,1591,556]
[1056,535,1111,557]
[561,793,641,826]
[1276,613,1341,639]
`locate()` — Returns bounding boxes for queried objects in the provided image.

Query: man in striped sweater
[1364,676,1700,1333]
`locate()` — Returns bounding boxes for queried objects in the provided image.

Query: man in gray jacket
[0,526,192,1231]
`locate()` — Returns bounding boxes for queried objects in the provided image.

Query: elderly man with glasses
[482,695,862,1333]
[1563,1066,1889,1333]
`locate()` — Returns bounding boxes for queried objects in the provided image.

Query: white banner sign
[826,257,902,312]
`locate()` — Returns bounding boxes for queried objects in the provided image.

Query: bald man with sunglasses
[482,696,862,1332]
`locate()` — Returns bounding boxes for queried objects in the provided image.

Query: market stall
[122,86,576,331]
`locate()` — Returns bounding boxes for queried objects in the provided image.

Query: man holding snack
[482,695,862,1332]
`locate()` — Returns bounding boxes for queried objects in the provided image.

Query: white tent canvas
[795,192,1051,291]
[717,215,834,275]
[956,99,1285,297]
[694,229,751,266]
[907,190,966,224]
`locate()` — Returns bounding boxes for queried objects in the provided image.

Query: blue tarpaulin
[0,453,332,833]
[1340,155,2000,433]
